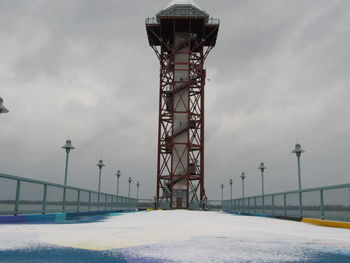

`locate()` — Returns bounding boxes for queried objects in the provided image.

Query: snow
[0,210,350,262]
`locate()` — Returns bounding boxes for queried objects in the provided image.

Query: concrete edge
[225,211,301,221]
[0,209,136,224]
[302,218,350,229]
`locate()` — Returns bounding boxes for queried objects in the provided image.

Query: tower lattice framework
[146,2,219,209]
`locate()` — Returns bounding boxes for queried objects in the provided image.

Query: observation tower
[146,0,219,209]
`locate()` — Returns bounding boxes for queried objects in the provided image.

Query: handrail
[222,182,350,221]
[0,173,127,196]
[224,182,350,201]
[0,173,137,216]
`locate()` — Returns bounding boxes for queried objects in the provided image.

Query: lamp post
[240,172,246,210]
[115,170,121,196]
[115,169,121,209]
[0,97,9,114]
[62,139,75,212]
[97,159,105,209]
[229,179,233,211]
[136,181,140,201]
[128,177,132,198]
[220,183,224,208]
[292,143,305,218]
[258,162,266,214]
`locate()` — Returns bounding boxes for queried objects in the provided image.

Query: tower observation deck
[146,0,219,209]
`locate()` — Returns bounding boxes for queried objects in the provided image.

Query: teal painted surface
[55,213,66,222]
[0,210,136,224]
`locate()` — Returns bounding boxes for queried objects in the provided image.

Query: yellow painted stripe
[302,218,350,229]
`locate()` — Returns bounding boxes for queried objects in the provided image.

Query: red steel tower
[146,0,219,209]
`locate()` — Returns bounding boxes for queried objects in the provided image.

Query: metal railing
[145,17,220,26]
[222,183,350,222]
[0,173,137,216]
[145,17,158,25]
[137,198,222,211]
[138,199,156,210]
[207,18,220,25]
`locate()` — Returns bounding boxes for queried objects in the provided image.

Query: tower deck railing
[0,173,137,216]
[222,183,350,222]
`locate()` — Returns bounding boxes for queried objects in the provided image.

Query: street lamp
[97,159,105,209]
[62,139,75,212]
[136,181,140,201]
[240,172,246,210]
[258,162,266,214]
[115,170,121,196]
[0,97,9,114]
[292,143,305,218]
[220,183,224,207]
[128,177,132,198]
[229,179,233,211]
[229,179,233,200]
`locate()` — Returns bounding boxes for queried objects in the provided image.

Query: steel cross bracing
[146,15,219,209]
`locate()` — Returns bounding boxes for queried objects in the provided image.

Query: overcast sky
[1,0,350,200]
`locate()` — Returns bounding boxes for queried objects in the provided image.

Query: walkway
[0,210,350,262]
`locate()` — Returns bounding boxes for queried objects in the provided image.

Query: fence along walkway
[138,198,223,211]
[0,173,137,216]
[222,183,350,222]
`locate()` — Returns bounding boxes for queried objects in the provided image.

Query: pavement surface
[0,210,350,262]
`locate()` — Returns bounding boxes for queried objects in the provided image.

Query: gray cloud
[1,0,350,200]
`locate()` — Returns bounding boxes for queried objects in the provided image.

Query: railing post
[284,193,287,217]
[254,197,257,214]
[77,189,80,213]
[105,194,107,211]
[88,192,91,212]
[14,179,21,215]
[42,184,48,214]
[272,195,275,216]
[320,189,324,220]
[110,195,113,211]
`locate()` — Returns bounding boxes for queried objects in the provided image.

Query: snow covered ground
[0,210,350,262]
